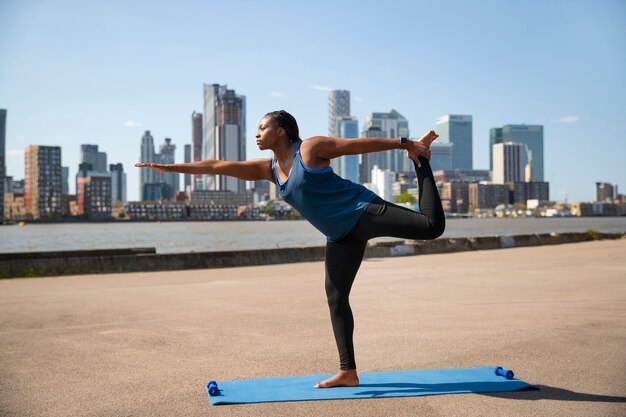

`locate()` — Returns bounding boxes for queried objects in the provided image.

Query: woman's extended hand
[405,141,431,168]
[406,130,438,168]
[134,162,171,173]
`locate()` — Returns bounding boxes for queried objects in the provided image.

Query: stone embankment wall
[1,231,624,279]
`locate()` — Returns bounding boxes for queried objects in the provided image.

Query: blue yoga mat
[207,366,533,405]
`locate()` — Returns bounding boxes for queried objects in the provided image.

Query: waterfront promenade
[1,240,625,416]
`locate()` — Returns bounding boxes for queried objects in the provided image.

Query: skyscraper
[492,142,522,184]
[203,84,246,192]
[191,111,203,191]
[359,126,385,183]
[139,130,157,200]
[158,138,178,199]
[436,114,473,170]
[109,163,127,203]
[328,90,350,137]
[0,109,6,222]
[335,116,359,183]
[363,110,410,173]
[184,144,192,192]
[25,146,62,219]
[61,167,69,195]
[494,124,544,182]
[192,111,203,161]
[80,144,107,173]
[489,127,502,171]
[429,143,454,171]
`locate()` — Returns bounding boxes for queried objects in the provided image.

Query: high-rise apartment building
[595,182,618,203]
[184,144,192,192]
[364,110,410,174]
[490,124,544,181]
[328,90,350,137]
[492,142,522,184]
[436,114,473,170]
[77,175,112,219]
[109,163,127,203]
[139,130,157,200]
[80,144,107,173]
[25,146,62,219]
[158,138,178,199]
[0,109,6,222]
[191,111,203,191]
[202,84,246,192]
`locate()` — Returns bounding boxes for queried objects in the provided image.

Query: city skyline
[1,1,624,202]
[1,94,617,205]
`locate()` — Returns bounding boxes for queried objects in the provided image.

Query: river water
[1,217,625,254]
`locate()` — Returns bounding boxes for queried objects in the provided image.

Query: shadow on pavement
[482,385,626,403]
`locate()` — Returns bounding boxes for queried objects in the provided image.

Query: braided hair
[265,110,301,143]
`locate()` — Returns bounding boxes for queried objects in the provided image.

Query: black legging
[324,157,445,370]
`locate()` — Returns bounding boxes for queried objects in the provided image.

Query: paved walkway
[1,239,625,417]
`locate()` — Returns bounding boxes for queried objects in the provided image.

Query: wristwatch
[400,137,409,148]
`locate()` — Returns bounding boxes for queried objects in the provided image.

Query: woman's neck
[273,141,296,164]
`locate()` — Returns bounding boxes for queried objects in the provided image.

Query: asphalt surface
[1,239,625,417]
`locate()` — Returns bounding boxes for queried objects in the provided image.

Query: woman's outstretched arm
[301,131,437,168]
[134,158,273,181]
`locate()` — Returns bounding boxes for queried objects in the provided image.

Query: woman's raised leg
[351,156,445,241]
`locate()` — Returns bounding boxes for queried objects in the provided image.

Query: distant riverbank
[2,217,626,255]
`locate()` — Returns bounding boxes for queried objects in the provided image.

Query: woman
[136,110,445,388]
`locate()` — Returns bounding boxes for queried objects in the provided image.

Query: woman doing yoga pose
[136,110,445,389]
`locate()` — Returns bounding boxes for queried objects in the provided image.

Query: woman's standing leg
[316,234,367,388]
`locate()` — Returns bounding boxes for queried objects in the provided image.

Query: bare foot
[418,130,439,148]
[314,369,359,388]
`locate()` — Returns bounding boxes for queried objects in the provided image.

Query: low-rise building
[3,192,28,221]
[61,194,78,217]
[469,183,510,213]
[510,182,550,205]
[441,182,470,213]
[190,190,254,206]
[434,169,491,184]
[125,201,187,220]
[124,201,256,221]
[568,202,623,217]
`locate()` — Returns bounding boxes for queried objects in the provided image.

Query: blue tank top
[271,142,378,242]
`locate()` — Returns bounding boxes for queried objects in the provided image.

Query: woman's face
[255,116,282,150]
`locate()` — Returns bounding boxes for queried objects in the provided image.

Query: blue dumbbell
[495,366,514,379]
[207,380,220,396]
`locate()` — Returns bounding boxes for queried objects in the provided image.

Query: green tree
[395,192,417,204]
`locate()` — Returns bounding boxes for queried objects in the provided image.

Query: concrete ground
[1,239,625,417]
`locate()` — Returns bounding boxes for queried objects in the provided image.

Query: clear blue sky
[1,0,624,202]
